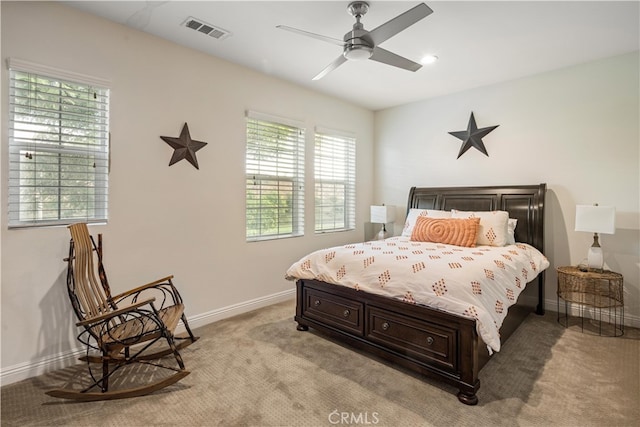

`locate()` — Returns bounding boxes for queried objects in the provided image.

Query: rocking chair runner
[46,223,199,401]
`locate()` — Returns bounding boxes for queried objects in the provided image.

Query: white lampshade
[370,205,395,224]
[575,205,616,234]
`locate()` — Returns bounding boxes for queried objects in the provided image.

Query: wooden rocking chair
[46,223,199,401]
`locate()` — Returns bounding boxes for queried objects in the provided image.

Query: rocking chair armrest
[110,275,176,301]
[76,297,157,327]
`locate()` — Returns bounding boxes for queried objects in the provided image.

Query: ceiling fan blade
[368,3,433,45]
[312,55,348,80]
[370,47,422,72]
[276,25,344,46]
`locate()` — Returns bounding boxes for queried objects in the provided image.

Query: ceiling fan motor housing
[343,26,373,60]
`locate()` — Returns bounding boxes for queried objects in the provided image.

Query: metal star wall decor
[448,112,499,159]
[160,122,208,169]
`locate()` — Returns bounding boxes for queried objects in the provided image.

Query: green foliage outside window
[245,115,304,240]
[9,66,109,227]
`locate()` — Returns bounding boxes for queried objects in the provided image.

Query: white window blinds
[246,111,305,241]
[314,128,356,233]
[8,59,110,228]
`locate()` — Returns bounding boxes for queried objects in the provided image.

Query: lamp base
[376,224,388,240]
[587,233,603,271]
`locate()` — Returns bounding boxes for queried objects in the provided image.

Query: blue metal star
[448,112,499,159]
[161,122,207,169]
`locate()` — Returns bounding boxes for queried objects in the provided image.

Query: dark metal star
[160,122,208,169]
[448,112,499,159]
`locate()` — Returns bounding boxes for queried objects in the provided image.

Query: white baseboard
[0,289,296,387]
[181,288,295,331]
[0,347,86,388]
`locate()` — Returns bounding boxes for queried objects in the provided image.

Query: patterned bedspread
[285,236,549,352]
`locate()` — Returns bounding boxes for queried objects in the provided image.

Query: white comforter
[285,236,549,353]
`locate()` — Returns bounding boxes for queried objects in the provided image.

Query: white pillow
[451,210,510,246]
[401,209,451,237]
[506,218,517,245]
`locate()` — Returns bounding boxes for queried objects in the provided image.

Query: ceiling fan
[277,2,433,80]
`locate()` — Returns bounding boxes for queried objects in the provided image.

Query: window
[8,59,110,228]
[314,128,356,233]
[245,111,305,241]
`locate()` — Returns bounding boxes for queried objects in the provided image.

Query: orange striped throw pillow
[410,216,481,247]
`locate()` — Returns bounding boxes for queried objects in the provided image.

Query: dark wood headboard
[407,184,546,252]
[407,184,547,313]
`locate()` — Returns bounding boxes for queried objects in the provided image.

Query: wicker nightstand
[557,266,624,336]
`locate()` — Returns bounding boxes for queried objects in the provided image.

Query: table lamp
[575,204,616,271]
[370,205,395,240]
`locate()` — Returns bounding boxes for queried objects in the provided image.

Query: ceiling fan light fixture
[421,54,438,64]
[344,45,373,60]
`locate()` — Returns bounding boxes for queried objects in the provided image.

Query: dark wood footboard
[295,279,482,404]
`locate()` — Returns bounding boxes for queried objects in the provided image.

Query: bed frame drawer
[366,306,457,370]
[302,288,364,336]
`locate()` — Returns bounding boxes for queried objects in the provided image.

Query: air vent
[182,17,231,40]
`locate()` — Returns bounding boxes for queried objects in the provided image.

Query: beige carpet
[1,298,639,426]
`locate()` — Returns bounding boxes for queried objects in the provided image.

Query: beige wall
[0,1,374,382]
[374,52,640,324]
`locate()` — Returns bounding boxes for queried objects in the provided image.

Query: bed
[286,184,548,405]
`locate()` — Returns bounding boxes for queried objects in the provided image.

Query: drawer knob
[426,336,434,345]
[382,322,390,331]
[314,300,321,307]
[343,309,351,317]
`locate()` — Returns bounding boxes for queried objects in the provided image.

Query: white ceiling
[62,1,639,111]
